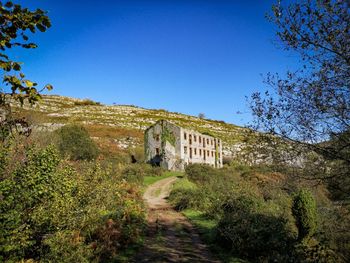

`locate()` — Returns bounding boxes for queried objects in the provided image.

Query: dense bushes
[185,164,217,184]
[169,178,210,211]
[217,196,294,260]
[55,124,99,161]
[170,163,347,262]
[0,142,145,262]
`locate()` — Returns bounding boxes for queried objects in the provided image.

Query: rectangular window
[211,140,213,145]
[184,146,187,154]
[203,140,206,148]
[184,132,187,140]
[211,151,214,157]
[156,148,160,155]
[199,136,202,143]
[207,138,209,144]
[194,135,196,142]
[207,150,209,157]
[194,148,197,155]
[190,147,192,159]
[199,149,202,156]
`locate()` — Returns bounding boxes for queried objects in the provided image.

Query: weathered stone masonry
[145,120,223,170]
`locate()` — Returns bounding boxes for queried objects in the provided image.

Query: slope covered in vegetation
[12,95,247,158]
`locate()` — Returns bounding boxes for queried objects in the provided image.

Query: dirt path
[132,176,220,263]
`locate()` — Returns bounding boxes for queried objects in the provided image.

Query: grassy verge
[115,243,144,262]
[182,209,217,242]
[143,171,183,186]
[182,209,249,263]
[171,177,197,189]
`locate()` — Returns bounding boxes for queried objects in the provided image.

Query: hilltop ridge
[13,95,248,156]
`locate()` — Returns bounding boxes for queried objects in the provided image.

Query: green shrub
[318,204,350,261]
[185,163,218,184]
[0,143,146,262]
[292,189,318,241]
[74,99,101,106]
[55,124,99,161]
[42,230,93,263]
[121,164,145,184]
[293,241,341,263]
[169,178,212,211]
[121,163,163,184]
[0,145,68,261]
[216,195,295,261]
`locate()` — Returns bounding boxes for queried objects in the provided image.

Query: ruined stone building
[145,120,223,170]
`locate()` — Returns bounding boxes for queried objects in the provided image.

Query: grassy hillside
[12,95,249,156]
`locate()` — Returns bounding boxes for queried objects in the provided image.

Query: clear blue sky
[16,0,299,126]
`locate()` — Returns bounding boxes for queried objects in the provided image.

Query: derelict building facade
[145,120,223,170]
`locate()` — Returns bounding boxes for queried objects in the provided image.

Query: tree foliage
[0,1,52,106]
[0,1,52,142]
[250,0,350,195]
[198,113,206,119]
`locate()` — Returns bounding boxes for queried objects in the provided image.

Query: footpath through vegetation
[133,175,220,263]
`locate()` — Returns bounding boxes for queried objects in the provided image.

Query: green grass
[171,177,197,190]
[182,209,217,243]
[143,171,183,186]
[182,209,249,263]
[115,243,144,262]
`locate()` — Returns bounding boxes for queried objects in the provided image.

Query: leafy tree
[198,113,206,119]
[0,1,52,141]
[250,1,350,196]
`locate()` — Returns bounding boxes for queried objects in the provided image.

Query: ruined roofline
[144,119,177,133]
[145,119,220,140]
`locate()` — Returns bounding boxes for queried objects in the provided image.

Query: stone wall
[179,127,223,168]
[145,120,223,170]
